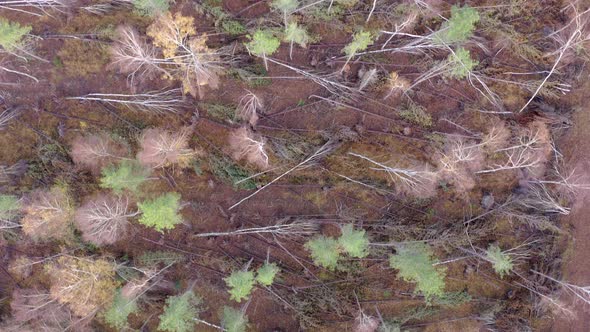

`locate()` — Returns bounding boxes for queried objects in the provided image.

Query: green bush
[389,243,446,301]
[0,194,20,221]
[100,161,150,194]
[158,290,202,332]
[221,306,249,332]
[436,5,479,44]
[225,270,255,302]
[446,47,478,79]
[138,193,182,232]
[0,19,31,52]
[338,224,369,258]
[133,0,171,16]
[485,244,514,278]
[256,262,279,286]
[305,236,341,270]
[103,289,138,330]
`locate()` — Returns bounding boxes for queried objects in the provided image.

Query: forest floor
[552,78,590,332]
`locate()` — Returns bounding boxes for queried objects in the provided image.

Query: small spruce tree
[305,235,341,270]
[0,19,31,52]
[245,30,280,70]
[255,262,279,286]
[100,161,150,194]
[137,192,183,232]
[157,290,202,332]
[338,224,369,258]
[225,270,255,302]
[485,244,514,278]
[389,243,446,301]
[221,306,249,332]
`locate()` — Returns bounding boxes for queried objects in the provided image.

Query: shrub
[103,289,138,330]
[158,290,202,332]
[133,0,170,16]
[100,160,150,194]
[221,306,249,332]
[485,245,514,278]
[0,19,31,52]
[389,243,446,301]
[445,47,478,79]
[399,102,433,127]
[338,224,369,258]
[305,236,341,270]
[225,270,256,302]
[256,262,279,286]
[436,5,479,44]
[137,193,182,232]
[0,194,20,221]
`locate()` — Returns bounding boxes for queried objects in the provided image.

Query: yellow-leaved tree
[45,256,119,317]
[146,12,222,98]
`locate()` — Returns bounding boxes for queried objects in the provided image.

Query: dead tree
[137,127,197,168]
[194,220,319,238]
[21,186,74,242]
[236,90,262,126]
[75,194,138,246]
[67,89,185,114]
[229,127,269,169]
[70,133,130,174]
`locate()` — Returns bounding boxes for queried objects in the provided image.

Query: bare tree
[236,90,262,126]
[0,160,27,184]
[0,107,22,130]
[70,133,129,174]
[519,183,571,215]
[349,152,438,197]
[75,194,138,246]
[229,127,269,169]
[110,25,167,86]
[137,127,198,168]
[476,121,551,177]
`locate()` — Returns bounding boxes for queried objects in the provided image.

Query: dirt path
[551,86,590,331]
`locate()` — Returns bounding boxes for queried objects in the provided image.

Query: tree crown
[100,160,150,194]
[245,30,280,56]
[0,19,31,52]
[256,262,279,286]
[486,244,514,278]
[221,306,249,332]
[224,270,255,302]
[138,192,183,232]
[158,290,202,332]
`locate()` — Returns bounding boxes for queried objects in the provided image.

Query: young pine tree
[221,306,249,332]
[103,289,138,330]
[245,30,280,70]
[137,192,183,232]
[485,244,514,278]
[225,270,256,302]
[284,22,311,60]
[338,224,370,258]
[100,160,150,194]
[255,262,279,286]
[305,235,341,270]
[158,290,202,332]
[0,194,20,222]
[435,5,479,44]
[342,30,374,70]
[0,19,31,52]
[389,243,446,301]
